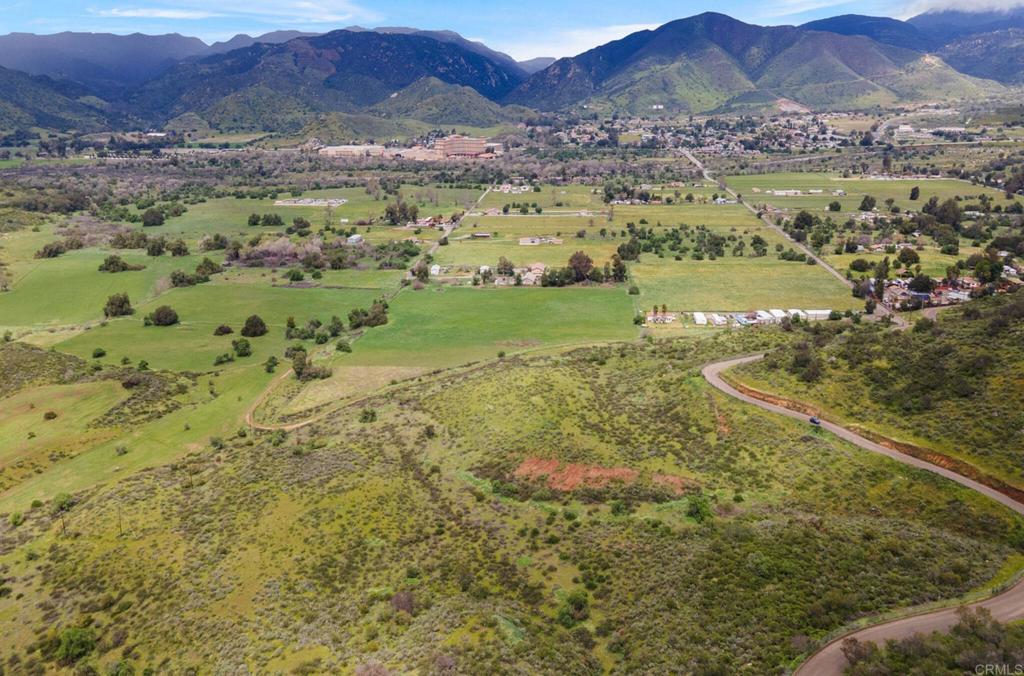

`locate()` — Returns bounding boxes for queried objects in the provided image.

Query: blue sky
[0,0,996,59]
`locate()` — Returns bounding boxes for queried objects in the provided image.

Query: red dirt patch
[515,457,638,491]
[652,473,691,496]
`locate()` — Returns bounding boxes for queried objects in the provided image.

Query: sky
[3,0,1024,60]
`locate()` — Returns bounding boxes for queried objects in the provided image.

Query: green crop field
[57,283,382,372]
[631,254,860,311]
[348,286,638,367]
[725,172,1024,214]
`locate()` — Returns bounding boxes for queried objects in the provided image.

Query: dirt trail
[701,354,1024,675]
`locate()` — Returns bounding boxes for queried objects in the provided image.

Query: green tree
[241,315,268,337]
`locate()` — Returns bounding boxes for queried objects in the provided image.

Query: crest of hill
[938,28,1024,84]
[505,12,1000,114]
[908,8,1024,43]
[371,77,533,126]
[346,26,527,77]
[127,30,527,132]
[0,32,207,95]
[0,65,113,132]
[800,15,937,51]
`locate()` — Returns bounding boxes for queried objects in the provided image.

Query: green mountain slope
[0,66,111,132]
[128,30,525,133]
[370,77,531,127]
[939,29,1024,85]
[506,13,1000,114]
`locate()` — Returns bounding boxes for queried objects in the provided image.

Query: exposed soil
[514,457,638,491]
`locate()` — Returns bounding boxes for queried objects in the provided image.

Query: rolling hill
[370,77,532,127]
[0,32,207,95]
[0,66,113,132]
[908,8,1024,43]
[505,13,1000,114]
[939,28,1024,84]
[126,30,527,133]
[801,15,936,51]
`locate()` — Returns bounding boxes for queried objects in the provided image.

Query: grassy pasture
[610,204,764,229]
[160,185,481,244]
[478,184,604,211]
[347,286,638,368]
[823,247,975,279]
[0,249,207,330]
[725,172,1023,213]
[631,254,860,312]
[57,283,382,372]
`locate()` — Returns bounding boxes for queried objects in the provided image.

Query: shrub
[213,324,233,336]
[213,353,234,366]
[141,208,165,227]
[55,627,95,663]
[359,408,377,423]
[92,347,106,358]
[232,338,252,357]
[9,512,24,527]
[146,305,179,326]
[336,339,352,353]
[241,315,267,337]
[98,255,143,273]
[103,293,134,317]
[43,410,58,420]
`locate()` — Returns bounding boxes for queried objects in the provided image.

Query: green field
[57,283,382,372]
[349,286,638,367]
[725,172,1023,214]
[631,254,860,311]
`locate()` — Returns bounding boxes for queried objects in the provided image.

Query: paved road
[701,355,1024,675]
[681,150,905,326]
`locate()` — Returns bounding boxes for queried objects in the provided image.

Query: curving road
[701,355,1024,675]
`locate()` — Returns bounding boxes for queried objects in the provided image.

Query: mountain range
[0,10,1022,137]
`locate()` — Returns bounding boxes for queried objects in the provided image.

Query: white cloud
[93,8,222,19]
[901,0,1024,17]
[90,0,379,25]
[751,0,856,20]
[488,23,659,61]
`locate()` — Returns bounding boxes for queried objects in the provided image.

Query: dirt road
[701,354,1024,675]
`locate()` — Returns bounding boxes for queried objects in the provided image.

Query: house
[429,264,441,276]
[769,309,788,321]
[346,234,364,245]
[471,232,493,239]
[479,265,491,275]
[755,310,775,324]
[788,309,808,320]
[710,313,728,326]
[693,312,708,326]
[805,310,832,321]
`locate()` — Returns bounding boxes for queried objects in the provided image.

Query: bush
[103,293,134,317]
[241,315,267,337]
[43,410,58,420]
[336,340,352,353]
[92,347,106,358]
[213,324,233,336]
[141,208,165,227]
[146,305,179,326]
[232,338,252,357]
[56,627,95,663]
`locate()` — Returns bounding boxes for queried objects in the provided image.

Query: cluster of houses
[750,188,845,197]
[519,236,563,246]
[690,309,833,327]
[275,197,349,207]
[495,183,532,195]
